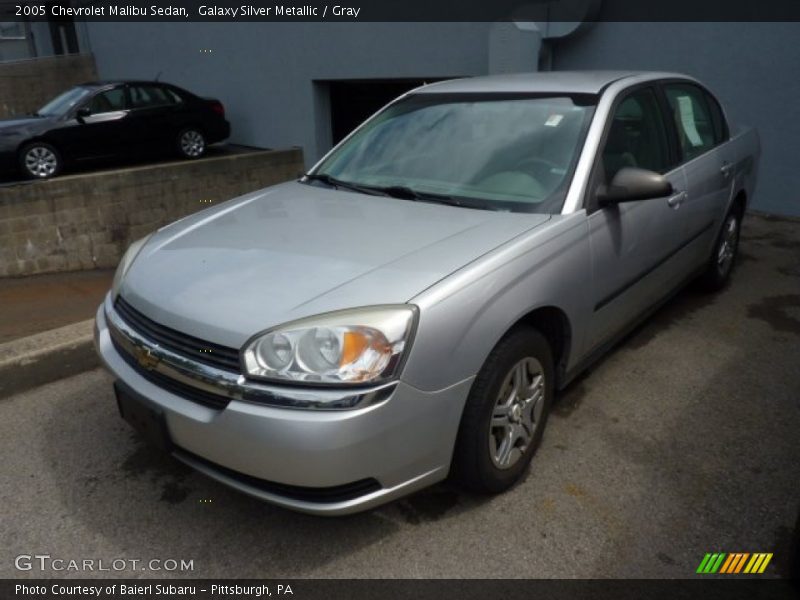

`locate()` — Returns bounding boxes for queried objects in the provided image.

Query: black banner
[2,579,800,600]
[2,0,800,22]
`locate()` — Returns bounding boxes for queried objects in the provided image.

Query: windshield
[311,93,596,213]
[37,87,92,117]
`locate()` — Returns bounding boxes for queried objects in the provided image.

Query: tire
[696,208,741,292]
[451,327,554,494]
[19,141,62,179]
[177,127,206,159]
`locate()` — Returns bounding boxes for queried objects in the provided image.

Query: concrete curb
[0,319,98,399]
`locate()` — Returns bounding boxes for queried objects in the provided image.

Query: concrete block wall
[0,148,304,277]
[0,54,98,119]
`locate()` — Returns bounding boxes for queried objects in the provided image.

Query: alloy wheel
[489,357,546,469]
[24,146,58,178]
[717,214,739,275]
[180,130,205,157]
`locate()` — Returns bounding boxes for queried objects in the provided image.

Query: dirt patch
[160,480,191,504]
[737,249,758,263]
[553,378,589,418]
[746,294,800,336]
[777,264,800,278]
[770,238,800,251]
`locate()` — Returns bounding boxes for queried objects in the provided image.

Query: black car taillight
[210,101,225,118]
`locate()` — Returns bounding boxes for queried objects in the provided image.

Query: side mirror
[75,107,91,121]
[597,167,673,206]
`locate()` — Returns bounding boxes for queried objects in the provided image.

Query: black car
[0,80,231,179]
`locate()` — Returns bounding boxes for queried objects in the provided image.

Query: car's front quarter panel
[404,212,592,393]
[94,298,472,514]
[0,117,54,172]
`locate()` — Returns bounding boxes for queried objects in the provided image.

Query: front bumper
[94,299,471,515]
[0,149,18,178]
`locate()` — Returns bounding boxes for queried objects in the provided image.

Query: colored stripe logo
[696,552,773,574]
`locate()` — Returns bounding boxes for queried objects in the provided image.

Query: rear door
[124,84,185,155]
[585,85,690,349]
[661,82,735,267]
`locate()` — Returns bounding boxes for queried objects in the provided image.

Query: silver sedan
[95,71,760,514]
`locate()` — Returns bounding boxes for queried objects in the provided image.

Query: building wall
[84,22,798,216]
[83,22,502,165]
[0,54,97,118]
[0,38,30,62]
[551,22,800,217]
[0,148,303,277]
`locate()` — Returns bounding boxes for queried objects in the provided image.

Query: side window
[87,87,125,115]
[601,87,670,184]
[128,85,176,109]
[128,86,150,109]
[664,84,717,160]
[163,87,184,104]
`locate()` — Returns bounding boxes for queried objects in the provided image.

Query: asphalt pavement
[1,214,798,579]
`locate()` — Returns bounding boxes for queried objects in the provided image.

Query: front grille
[112,336,230,410]
[176,448,383,504]
[115,296,241,373]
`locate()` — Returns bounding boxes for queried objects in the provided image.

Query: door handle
[720,163,733,178]
[667,191,688,209]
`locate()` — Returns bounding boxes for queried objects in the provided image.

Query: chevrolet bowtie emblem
[133,345,160,371]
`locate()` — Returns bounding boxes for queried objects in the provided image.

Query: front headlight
[242,305,418,386]
[111,233,152,299]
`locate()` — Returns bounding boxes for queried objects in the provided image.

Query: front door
[586,86,690,350]
[54,86,129,160]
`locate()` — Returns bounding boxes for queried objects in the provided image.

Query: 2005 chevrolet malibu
[95,71,760,514]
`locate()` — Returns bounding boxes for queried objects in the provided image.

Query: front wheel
[20,142,62,179]
[697,209,741,291]
[177,128,206,159]
[451,327,554,493]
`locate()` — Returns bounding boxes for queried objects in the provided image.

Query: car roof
[411,71,689,95]
[77,80,175,88]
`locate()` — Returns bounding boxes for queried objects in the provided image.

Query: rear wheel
[697,209,741,291]
[177,128,206,159]
[451,327,554,493]
[19,142,62,179]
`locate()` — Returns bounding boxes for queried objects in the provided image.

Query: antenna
[155,71,162,82]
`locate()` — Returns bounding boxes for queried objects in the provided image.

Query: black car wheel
[19,142,62,179]
[451,327,554,493]
[177,128,206,159]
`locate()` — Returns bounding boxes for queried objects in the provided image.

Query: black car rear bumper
[207,120,231,144]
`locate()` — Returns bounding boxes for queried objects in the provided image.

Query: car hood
[0,116,52,143]
[120,181,550,348]
[0,116,51,130]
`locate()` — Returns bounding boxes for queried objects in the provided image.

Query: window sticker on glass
[677,96,704,147]
[545,114,564,127]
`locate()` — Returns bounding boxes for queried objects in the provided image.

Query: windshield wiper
[305,174,481,209]
[303,173,383,196]
[363,184,466,208]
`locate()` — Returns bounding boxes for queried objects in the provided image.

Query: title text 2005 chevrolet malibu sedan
[95,71,760,515]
